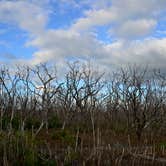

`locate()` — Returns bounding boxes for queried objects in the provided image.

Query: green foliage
[2,115,20,130]
[158,142,166,148]
[39,160,57,166]
[0,130,59,166]
[12,115,20,130]
[51,130,75,145]
[2,115,10,130]
[24,149,38,166]
[25,116,41,130]
[48,114,61,129]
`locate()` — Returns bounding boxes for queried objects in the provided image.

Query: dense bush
[2,115,20,130]
[25,117,41,130]
[51,129,75,145]
[48,114,62,129]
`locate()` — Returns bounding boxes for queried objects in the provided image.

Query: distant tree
[30,63,62,132]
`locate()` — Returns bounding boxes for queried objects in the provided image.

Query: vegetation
[0,62,165,165]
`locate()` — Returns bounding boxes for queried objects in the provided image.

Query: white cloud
[102,38,166,69]
[110,19,157,39]
[71,0,166,37]
[0,1,48,34]
[72,8,116,31]
[27,29,106,65]
[0,0,166,72]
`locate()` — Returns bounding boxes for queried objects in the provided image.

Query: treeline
[0,62,165,141]
[0,62,166,165]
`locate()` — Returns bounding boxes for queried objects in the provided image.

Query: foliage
[48,114,62,129]
[2,115,20,130]
[25,116,41,130]
[51,130,75,145]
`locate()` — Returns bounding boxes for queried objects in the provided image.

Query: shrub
[25,117,41,130]
[39,160,57,166]
[12,115,20,130]
[1,115,20,130]
[2,115,10,130]
[51,130,75,145]
[158,142,166,148]
[48,115,61,129]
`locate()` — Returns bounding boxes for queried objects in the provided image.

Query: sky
[0,0,166,72]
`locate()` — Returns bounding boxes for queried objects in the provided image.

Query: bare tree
[57,73,75,130]
[0,66,21,131]
[64,61,104,150]
[30,63,62,132]
[110,66,165,141]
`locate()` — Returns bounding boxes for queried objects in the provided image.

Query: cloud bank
[0,0,166,71]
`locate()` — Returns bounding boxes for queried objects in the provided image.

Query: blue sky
[0,0,166,71]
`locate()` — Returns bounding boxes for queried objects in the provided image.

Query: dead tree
[116,66,165,141]
[16,66,36,131]
[57,72,75,130]
[30,63,62,132]
[0,66,20,131]
[65,61,104,150]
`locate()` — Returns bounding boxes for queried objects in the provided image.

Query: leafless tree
[110,66,166,141]
[63,61,104,150]
[0,66,21,131]
[30,63,62,132]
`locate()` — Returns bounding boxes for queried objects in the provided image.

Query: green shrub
[25,117,41,130]
[51,130,74,145]
[158,142,166,148]
[48,115,61,129]
[39,160,57,166]
[12,115,20,130]
[1,115,20,130]
[2,115,10,130]
[24,149,38,166]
